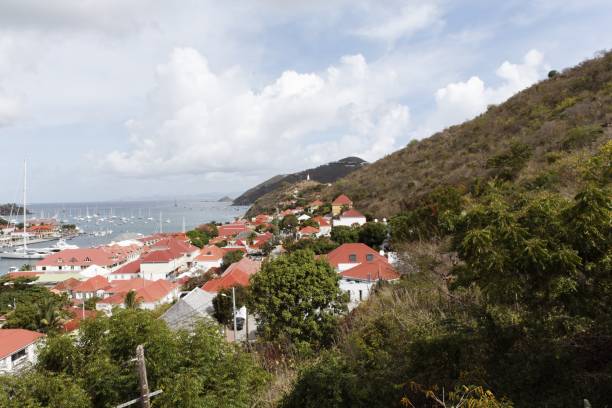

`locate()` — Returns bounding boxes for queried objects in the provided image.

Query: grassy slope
[324,52,612,217]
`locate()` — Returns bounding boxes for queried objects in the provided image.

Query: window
[366,254,374,262]
[57,258,63,264]
[84,257,92,262]
[349,254,357,262]
[11,349,26,362]
[359,290,363,301]
[347,291,351,301]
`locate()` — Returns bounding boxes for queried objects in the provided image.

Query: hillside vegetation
[313,52,611,217]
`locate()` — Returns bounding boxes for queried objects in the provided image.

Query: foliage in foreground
[248,250,347,351]
[0,309,267,408]
[283,175,612,407]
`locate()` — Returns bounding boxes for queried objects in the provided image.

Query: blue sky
[0,0,610,203]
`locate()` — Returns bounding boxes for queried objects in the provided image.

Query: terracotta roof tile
[0,329,45,359]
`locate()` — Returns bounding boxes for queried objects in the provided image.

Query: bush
[561,124,603,151]
[486,141,532,180]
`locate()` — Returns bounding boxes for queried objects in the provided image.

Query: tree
[186,229,209,248]
[285,237,339,255]
[29,309,267,407]
[181,269,215,291]
[212,285,248,325]
[123,290,141,309]
[221,250,244,270]
[2,279,69,333]
[280,214,299,232]
[248,250,347,349]
[196,222,218,238]
[301,218,319,228]
[358,222,387,249]
[331,225,359,244]
[0,372,92,408]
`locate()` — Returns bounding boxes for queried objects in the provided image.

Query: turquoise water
[1,200,248,274]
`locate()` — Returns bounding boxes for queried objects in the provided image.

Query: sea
[0,200,249,275]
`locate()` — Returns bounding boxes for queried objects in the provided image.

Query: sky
[0,0,610,203]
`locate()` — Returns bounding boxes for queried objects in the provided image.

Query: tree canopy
[1,309,267,407]
[248,250,347,349]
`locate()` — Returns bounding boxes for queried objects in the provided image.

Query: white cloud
[429,49,548,131]
[353,3,442,44]
[104,49,409,177]
[0,91,19,126]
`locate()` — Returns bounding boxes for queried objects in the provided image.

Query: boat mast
[23,161,27,250]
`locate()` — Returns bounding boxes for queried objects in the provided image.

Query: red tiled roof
[36,248,120,268]
[209,236,226,245]
[299,226,319,234]
[195,245,224,262]
[137,280,177,302]
[7,272,42,280]
[341,209,365,218]
[326,243,387,268]
[309,199,324,207]
[332,194,352,206]
[98,279,177,305]
[202,258,261,293]
[106,278,152,294]
[220,246,247,255]
[340,259,400,281]
[313,216,331,227]
[0,329,45,359]
[110,259,143,275]
[217,223,249,237]
[52,277,82,291]
[73,275,110,293]
[62,307,97,332]
[141,249,178,264]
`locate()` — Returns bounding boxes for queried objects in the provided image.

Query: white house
[333,209,367,227]
[72,275,110,300]
[193,245,224,271]
[313,216,332,237]
[0,329,45,373]
[325,243,388,272]
[139,249,182,280]
[339,260,400,309]
[79,264,110,279]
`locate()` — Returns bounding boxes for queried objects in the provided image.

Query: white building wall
[194,259,222,271]
[333,216,366,227]
[0,342,41,374]
[340,280,373,310]
[337,262,361,272]
[140,262,176,280]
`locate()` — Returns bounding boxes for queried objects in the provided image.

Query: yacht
[1,161,51,260]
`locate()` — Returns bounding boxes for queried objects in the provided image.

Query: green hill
[323,52,611,217]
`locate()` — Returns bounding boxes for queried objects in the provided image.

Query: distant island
[0,203,30,216]
[217,196,233,202]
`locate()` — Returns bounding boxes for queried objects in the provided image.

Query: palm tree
[124,290,141,309]
[37,298,64,333]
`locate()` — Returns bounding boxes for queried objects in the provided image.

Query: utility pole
[232,286,237,342]
[115,345,162,408]
[136,345,150,408]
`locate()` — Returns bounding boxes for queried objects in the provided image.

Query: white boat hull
[1,251,47,259]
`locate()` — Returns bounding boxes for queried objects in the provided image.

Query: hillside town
[1,193,398,374]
